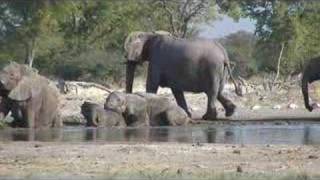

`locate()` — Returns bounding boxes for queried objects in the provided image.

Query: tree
[219,31,257,77]
[154,0,217,37]
[0,0,59,67]
[218,0,320,75]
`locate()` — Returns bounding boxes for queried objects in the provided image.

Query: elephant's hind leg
[218,73,236,117]
[202,91,218,120]
[218,93,236,117]
[202,80,219,120]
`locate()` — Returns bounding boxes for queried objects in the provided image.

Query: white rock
[251,105,261,110]
[272,105,281,109]
[288,103,298,109]
[311,103,320,109]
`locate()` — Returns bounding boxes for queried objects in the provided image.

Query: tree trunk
[24,38,36,67]
[273,42,285,85]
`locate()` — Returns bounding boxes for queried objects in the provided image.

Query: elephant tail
[225,63,243,96]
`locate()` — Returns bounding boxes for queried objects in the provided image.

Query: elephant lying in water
[124,31,242,120]
[301,56,320,111]
[81,101,126,127]
[104,91,191,127]
[104,91,149,127]
[0,62,62,128]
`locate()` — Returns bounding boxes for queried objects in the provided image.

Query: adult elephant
[301,56,320,112]
[0,62,62,128]
[124,31,242,120]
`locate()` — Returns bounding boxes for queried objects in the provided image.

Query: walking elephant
[0,62,62,128]
[81,101,126,127]
[124,31,242,120]
[301,56,320,111]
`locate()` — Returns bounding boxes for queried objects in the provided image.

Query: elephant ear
[124,31,153,62]
[8,77,41,101]
[124,31,144,52]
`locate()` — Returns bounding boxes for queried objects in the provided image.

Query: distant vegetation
[0,0,319,83]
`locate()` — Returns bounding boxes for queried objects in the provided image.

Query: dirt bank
[0,142,319,179]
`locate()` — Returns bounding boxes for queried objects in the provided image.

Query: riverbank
[0,142,319,179]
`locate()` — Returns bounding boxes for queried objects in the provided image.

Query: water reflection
[1,124,320,145]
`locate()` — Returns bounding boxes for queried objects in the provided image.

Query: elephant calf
[0,62,62,128]
[135,92,190,126]
[104,92,149,127]
[81,101,126,127]
[104,91,190,127]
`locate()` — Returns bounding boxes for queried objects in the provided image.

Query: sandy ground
[0,142,320,179]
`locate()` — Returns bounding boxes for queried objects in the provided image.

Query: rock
[251,105,261,110]
[272,105,281,109]
[288,103,298,109]
[308,155,318,159]
[236,165,243,173]
[192,142,204,147]
[311,103,320,110]
[233,149,241,154]
[34,144,42,148]
[176,168,183,175]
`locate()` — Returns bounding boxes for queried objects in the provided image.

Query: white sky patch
[198,15,256,39]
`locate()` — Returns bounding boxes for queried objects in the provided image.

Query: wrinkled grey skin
[104,91,149,127]
[105,91,190,126]
[81,101,126,127]
[135,92,190,126]
[301,56,320,112]
[0,62,62,128]
[124,32,242,120]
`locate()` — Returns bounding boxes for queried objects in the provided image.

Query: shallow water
[1,123,320,145]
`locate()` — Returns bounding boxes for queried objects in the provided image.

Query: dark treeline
[0,0,319,83]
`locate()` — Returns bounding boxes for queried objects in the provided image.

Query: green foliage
[219,31,258,77]
[219,0,320,75]
[0,0,219,82]
[0,0,319,81]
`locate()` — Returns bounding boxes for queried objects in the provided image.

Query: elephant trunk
[302,76,312,111]
[126,62,137,93]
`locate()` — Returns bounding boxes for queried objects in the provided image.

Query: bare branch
[184,0,206,22]
[181,0,207,37]
[159,0,177,35]
[89,26,114,45]
[180,0,192,19]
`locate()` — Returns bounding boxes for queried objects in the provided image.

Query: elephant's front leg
[171,89,191,117]
[302,79,313,111]
[26,108,36,128]
[146,65,160,93]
